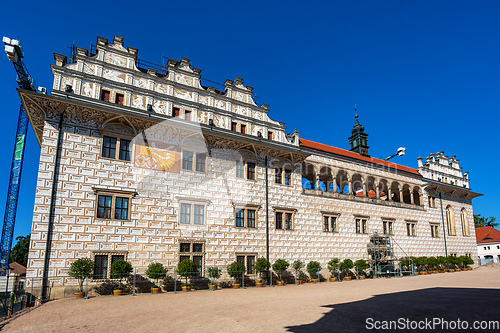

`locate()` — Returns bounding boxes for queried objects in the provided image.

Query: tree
[327,258,340,276]
[177,259,197,285]
[68,258,94,292]
[227,261,246,283]
[9,234,30,267]
[272,259,289,281]
[110,259,133,287]
[255,257,270,281]
[474,214,498,228]
[306,261,321,278]
[145,263,167,287]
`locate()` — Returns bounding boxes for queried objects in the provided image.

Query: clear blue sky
[1,0,499,240]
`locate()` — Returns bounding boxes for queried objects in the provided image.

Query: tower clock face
[361,148,368,155]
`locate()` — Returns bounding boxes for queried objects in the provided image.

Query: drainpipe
[41,114,64,301]
[438,192,448,257]
[265,156,269,263]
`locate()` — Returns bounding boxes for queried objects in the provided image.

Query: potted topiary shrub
[227,261,246,288]
[111,259,133,296]
[145,262,167,293]
[437,256,446,273]
[254,257,270,287]
[207,267,221,290]
[354,259,368,279]
[68,257,94,299]
[426,257,438,274]
[340,259,353,281]
[292,260,304,284]
[445,256,455,272]
[177,259,197,291]
[307,261,321,283]
[327,258,340,282]
[453,256,463,272]
[460,255,474,270]
[272,259,289,286]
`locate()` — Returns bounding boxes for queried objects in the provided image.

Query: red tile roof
[299,138,420,176]
[475,227,500,244]
[8,262,26,275]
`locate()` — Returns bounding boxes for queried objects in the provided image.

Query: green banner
[14,134,25,160]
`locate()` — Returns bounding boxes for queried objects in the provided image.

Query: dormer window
[231,122,237,131]
[240,124,246,134]
[185,110,192,121]
[267,131,273,140]
[173,107,180,118]
[100,89,110,102]
[115,93,124,105]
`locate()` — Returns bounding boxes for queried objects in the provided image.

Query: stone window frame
[274,165,293,186]
[406,220,418,237]
[354,215,370,234]
[235,253,258,275]
[177,197,210,226]
[235,159,257,181]
[178,239,206,276]
[93,188,137,222]
[172,105,194,120]
[99,128,134,162]
[233,203,261,229]
[91,250,129,281]
[428,196,437,208]
[321,211,340,233]
[274,207,297,231]
[181,150,208,173]
[430,223,440,238]
[461,208,470,237]
[382,218,395,236]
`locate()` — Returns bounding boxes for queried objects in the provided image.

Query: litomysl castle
[18,35,481,296]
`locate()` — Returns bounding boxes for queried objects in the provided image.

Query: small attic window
[101,90,110,102]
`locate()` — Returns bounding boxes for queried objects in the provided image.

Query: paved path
[2,267,499,332]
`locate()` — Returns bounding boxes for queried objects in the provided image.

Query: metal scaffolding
[367,231,413,277]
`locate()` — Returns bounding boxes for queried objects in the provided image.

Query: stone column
[331,170,337,193]
[388,187,392,201]
[348,180,352,195]
[410,190,414,204]
[376,184,380,199]
[315,175,320,191]
[362,182,367,197]
[399,187,403,203]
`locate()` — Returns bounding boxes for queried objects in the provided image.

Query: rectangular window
[102,136,117,159]
[431,224,439,238]
[276,210,294,230]
[94,255,108,279]
[115,93,124,105]
[285,213,292,230]
[267,131,273,140]
[180,243,191,253]
[231,122,237,131]
[355,218,368,234]
[192,243,203,252]
[179,201,207,225]
[247,162,255,180]
[240,124,246,134]
[97,195,112,219]
[275,168,282,184]
[195,154,206,172]
[100,89,110,102]
[236,162,245,178]
[185,110,192,121]
[182,151,193,170]
[323,215,338,232]
[407,222,417,236]
[114,197,129,220]
[192,256,203,275]
[247,209,256,228]
[118,139,131,161]
[284,169,292,186]
[246,256,255,274]
[193,205,204,225]
[383,221,393,235]
[235,209,245,227]
[276,212,283,230]
[173,107,180,118]
[180,203,191,224]
[235,254,257,275]
[179,242,205,276]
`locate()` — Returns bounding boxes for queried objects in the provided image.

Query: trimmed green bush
[227,261,246,282]
[307,261,321,278]
[110,259,133,285]
[254,257,270,282]
[340,259,354,270]
[207,266,221,280]
[177,259,197,284]
[354,259,367,271]
[327,258,340,275]
[68,257,94,292]
[460,255,474,268]
[145,263,167,287]
[272,259,290,281]
[292,260,304,271]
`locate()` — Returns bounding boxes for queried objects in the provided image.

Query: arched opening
[366,176,376,198]
[461,208,469,236]
[446,206,456,235]
[351,173,364,196]
[402,184,411,204]
[336,170,349,194]
[390,182,400,202]
[301,162,316,189]
[413,187,421,206]
[379,179,389,200]
[319,166,333,192]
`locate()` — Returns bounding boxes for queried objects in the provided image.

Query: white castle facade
[18,35,481,296]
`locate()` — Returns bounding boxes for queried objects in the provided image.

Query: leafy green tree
[145,263,167,287]
[354,259,368,275]
[68,258,94,292]
[207,267,221,280]
[272,259,290,281]
[292,260,304,271]
[460,256,474,268]
[255,257,270,281]
[327,258,340,275]
[9,234,30,266]
[177,259,197,285]
[110,259,133,287]
[227,261,246,283]
[474,214,498,228]
[307,261,321,278]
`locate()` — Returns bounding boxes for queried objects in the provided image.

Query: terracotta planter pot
[311,278,319,283]
[277,281,285,286]
[181,285,191,291]
[232,283,241,289]
[151,287,160,294]
[74,292,85,299]
[461,268,467,271]
[329,277,337,282]
[420,271,427,275]
[295,280,303,285]
[113,289,124,296]
[448,269,455,272]
[344,277,351,281]
[438,270,445,273]
[359,276,366,280]
[414,272,419,275]
[255,282,264,287]
[208,284,217,290]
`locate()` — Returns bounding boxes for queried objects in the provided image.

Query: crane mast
[0,37,37,274]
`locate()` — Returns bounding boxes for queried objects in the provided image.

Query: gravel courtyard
[2,267,499,332]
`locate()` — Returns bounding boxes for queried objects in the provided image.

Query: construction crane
[0,37,37,274]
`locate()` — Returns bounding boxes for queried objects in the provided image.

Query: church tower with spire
[349,112,369,157]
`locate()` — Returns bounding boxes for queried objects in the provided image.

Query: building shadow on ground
[286,287,500,332]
